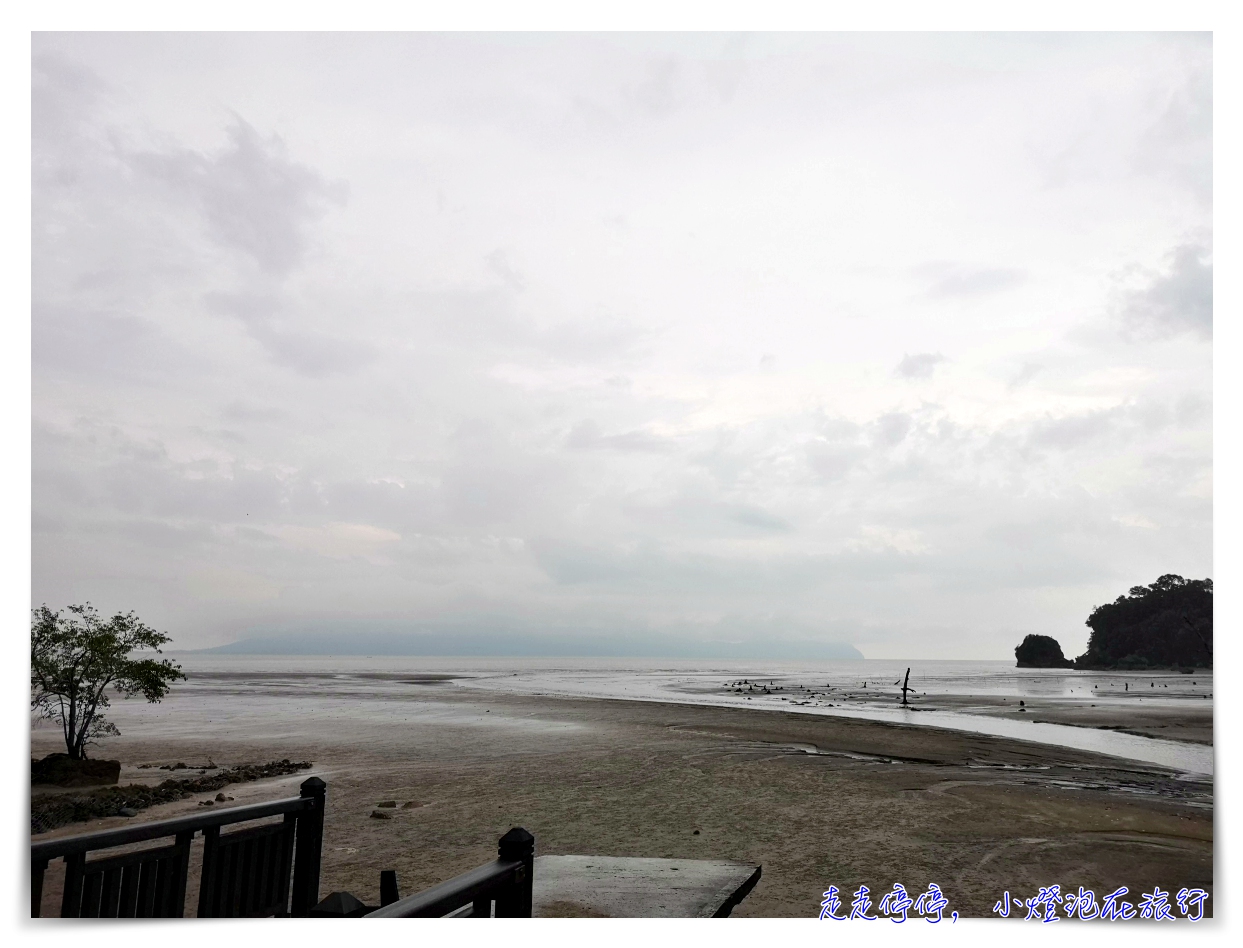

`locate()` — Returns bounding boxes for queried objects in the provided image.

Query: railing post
[197,826,222,917]
[380,870,400,907]
[494,827,534,918]
[31,858,48,917]
[290,777,326,916]
[61,852,85,917]
[170,830,194,918]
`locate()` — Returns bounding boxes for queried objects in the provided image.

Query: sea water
[92,655,1212,776]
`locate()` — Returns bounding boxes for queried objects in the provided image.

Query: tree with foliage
[31,604,186,759]
[1075,574,1213,669]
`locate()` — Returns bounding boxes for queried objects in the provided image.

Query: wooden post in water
[900,667,914,706]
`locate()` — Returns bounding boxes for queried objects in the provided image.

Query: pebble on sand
[370,809,393,820]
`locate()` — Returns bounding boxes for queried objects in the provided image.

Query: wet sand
[901,693,1214,745]
[31,683,1212,918]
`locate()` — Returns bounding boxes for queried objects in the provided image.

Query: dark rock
[370,809,393,820]
[1014,634,1074,668]
[118,807,138,817]
[215,792,228,802]
[376,800,397,808]
[199,799,214,806]
[31,759,313,835]
[31,754,121,787]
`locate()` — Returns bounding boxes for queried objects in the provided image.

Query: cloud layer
[31,33,1212,658]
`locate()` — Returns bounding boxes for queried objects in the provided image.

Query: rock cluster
[31,759,312,834]
[31,754,122,788]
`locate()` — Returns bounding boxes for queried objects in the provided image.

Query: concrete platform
[531,855,761,917]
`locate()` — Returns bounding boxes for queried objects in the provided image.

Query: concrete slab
[532,855,761,918]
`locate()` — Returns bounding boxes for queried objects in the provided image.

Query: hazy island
[1016,574,1212,670]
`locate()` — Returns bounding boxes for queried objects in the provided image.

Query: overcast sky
[31,32,1211,658]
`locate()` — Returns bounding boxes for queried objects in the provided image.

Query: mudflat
[30,684,1212,918]
[909,692,1214,745]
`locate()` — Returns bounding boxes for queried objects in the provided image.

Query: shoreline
[457,672,1214,775]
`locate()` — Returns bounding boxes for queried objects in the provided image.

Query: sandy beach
[31,673,1212,918]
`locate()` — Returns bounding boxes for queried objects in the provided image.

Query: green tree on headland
[1076,574,1212,669]
[30,604,186,759]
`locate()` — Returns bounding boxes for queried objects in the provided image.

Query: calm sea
[94,655,1212,776]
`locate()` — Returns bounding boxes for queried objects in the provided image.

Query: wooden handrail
[363,859,524,917]
[364,827,535,919]
[32,776,327,918]
[31,795,313,862]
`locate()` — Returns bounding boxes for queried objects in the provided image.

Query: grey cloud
[566,419,604,448]
[1026,410,1116,450]
[566,419,671,453]
[532,539,779,591]
[220,401,289,424]
[633,57,679,116]
[1014,395,1203,458]
[1134,48,1211,202]
[619,492,793,538]
[813,415,862,441]
[805,443,856,481]
[704,34,750,103]
[246,323,375,377]
[894,352,946,379]
[925,267,1025,299]
[727,505,792,532]
[1173,392,1210,427]
[204,291,375,376]
[33,303,206,382]
[528,508,1116,601]
[132,118,347,277]
[873,412,913,447]
[440,420,572,530]
[413,288,647,364]
[30,34,1211,657]
[1121,243,1212,339]
[1008,362,1042,389]
[32,52,110,171]
[486,249,526,290]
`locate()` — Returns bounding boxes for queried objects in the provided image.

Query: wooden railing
[31,776,326,918]
[364,828,534,918]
